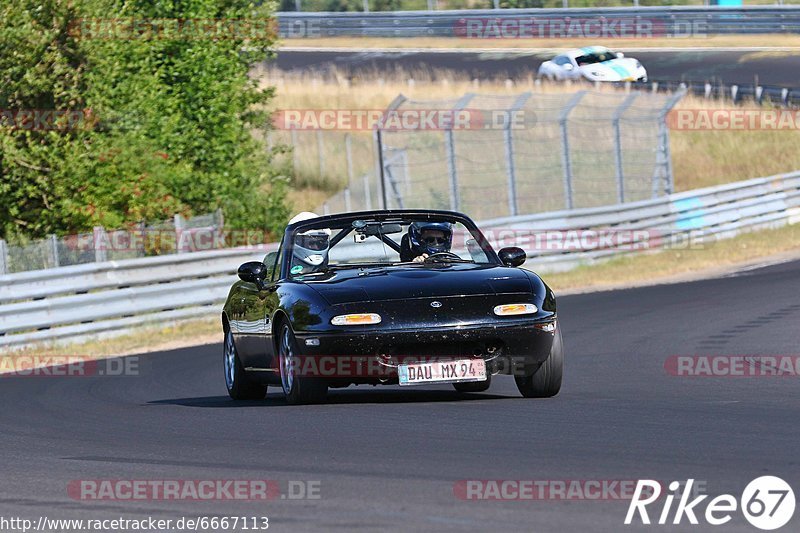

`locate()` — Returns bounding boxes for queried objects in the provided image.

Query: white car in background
[538,46,648,83]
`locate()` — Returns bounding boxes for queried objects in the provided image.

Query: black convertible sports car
[222,210,562,404]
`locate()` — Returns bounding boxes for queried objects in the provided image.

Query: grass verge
[545,222,800,294]
[0,316,221,365]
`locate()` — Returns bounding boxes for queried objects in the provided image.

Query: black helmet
[408,221,453,256]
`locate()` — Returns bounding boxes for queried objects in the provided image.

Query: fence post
[93,226,108,263]
[344,188,352,212]
[382,150,405,209]
[445,93,475,212]
[215,208,225,250]
[402,150,411,198]
[363,174,373,211]
[316,130,325,180]
[345,133,355,188]
[174,214,185,254]
[290,129,299,171]
[558,91,585,210]
[294,0,302,11]
[374,94,408,210]
[653,89,686,197]
[136,221,146,256]
[445,128,459,211]
[374,128,388,210]
[0,239,8,274]
[362,0,369,12]
[612,93,638,204]
[48,234,60,268]
[503,92,531,217]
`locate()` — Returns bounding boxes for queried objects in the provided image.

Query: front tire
[224,328,267,400]
[514,326,563,398]
[278,323,328,405]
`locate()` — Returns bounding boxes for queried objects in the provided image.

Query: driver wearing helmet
[400,221,454,263]
[288,212,331,275]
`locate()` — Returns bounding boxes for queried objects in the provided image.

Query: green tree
[0,0,289,241]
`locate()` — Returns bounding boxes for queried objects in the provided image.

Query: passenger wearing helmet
[400,221,453,263]
[288,212,331,275]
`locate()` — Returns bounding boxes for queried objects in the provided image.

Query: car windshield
[286,214,497,278]
[575,50,616,66]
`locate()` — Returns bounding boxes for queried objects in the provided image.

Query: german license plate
[398,359,486,386]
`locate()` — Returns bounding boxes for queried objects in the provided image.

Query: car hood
[304,264,532,305]
[579,58,642,80]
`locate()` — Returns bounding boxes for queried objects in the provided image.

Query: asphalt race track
[274,49,800,86]
[1,258,799,532]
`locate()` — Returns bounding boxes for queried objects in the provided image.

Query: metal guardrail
[648,79,800,108]
[277,7,800,38]
[1,170,798,348]
[0,248,273,348]
[482,170,800,271]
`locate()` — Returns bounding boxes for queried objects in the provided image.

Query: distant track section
[272,49,800,87]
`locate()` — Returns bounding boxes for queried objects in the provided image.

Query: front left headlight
[493,303,538,316]
[331,313,382,326]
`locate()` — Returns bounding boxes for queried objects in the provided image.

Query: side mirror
[238,261,268,284]
[564,63,574,71]
[615,52,624,59]
[498,247,526,268]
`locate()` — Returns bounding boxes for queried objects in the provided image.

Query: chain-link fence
[0,211,224,274]
[312,89,684,222]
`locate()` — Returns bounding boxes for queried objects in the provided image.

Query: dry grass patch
[544,223,800,294]
[0,316,221,369]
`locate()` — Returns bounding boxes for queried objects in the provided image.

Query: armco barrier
[0,248,273,348]
[1,170,798,348]
[277,7,800,38]
[481,170,800,271]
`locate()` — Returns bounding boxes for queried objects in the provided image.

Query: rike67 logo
[626,477,795,530]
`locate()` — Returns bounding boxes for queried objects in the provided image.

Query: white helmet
[289,212,331,267]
